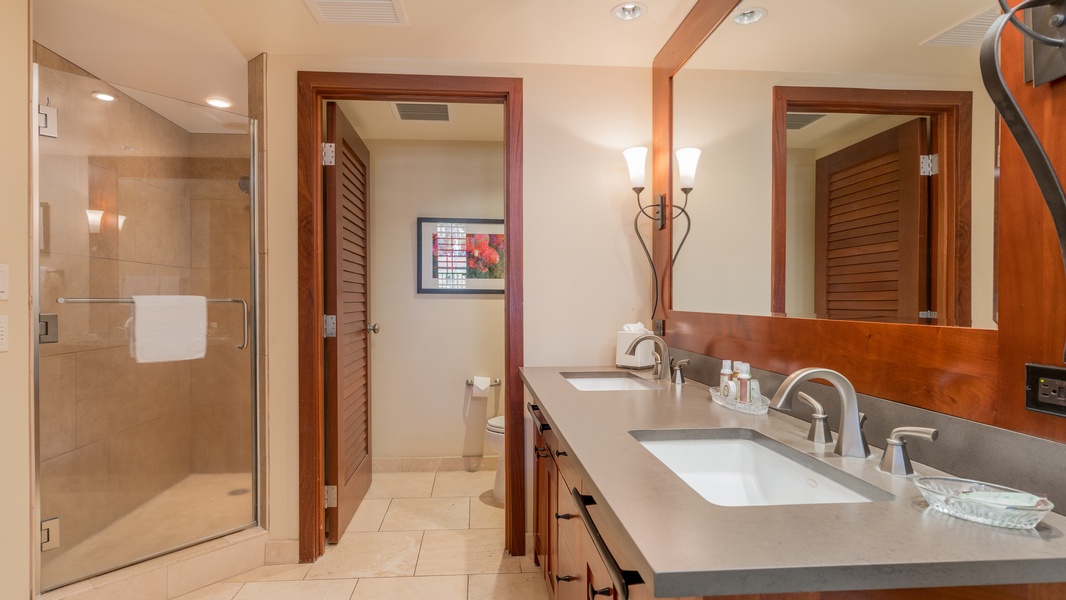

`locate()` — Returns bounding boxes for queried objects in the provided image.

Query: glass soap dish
[709,387,770,415]
[913,476,1054,529]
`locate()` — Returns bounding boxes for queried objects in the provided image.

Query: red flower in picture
[466,233,505,279]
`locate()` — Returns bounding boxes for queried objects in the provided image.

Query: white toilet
[485,415,506,503]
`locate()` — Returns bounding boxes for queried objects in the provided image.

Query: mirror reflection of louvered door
[324,101,372,543]
[814,118,929,323]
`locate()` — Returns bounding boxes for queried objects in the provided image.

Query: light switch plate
[0,263,8,300]
[0,315,8,352]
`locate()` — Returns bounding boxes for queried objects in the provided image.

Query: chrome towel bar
[56,296,249,350]
[466,378,501,387]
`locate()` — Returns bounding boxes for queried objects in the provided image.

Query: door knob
[368,323,380,334]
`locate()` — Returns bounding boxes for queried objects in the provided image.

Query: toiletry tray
[709,387,770,415]
[913,476,1054,529]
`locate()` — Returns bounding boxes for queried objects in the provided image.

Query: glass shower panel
[36,62,257,591]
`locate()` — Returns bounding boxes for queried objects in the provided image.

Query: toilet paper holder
[466,378,502,387]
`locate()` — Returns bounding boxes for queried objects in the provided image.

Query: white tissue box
[615,331,656,369]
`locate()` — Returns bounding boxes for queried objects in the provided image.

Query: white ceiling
[690,0,996,77]
[32,0,1000,136]
[33,0,698,132]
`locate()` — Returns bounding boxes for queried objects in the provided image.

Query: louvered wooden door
[324,102,372,543]
[814,118,929,323]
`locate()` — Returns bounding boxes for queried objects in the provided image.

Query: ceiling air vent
[302,0,407,25]
[922,5,999,47]
[394,103,451,122]
[786,113,826,130]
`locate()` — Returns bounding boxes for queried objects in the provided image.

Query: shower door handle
[368,323,380,334]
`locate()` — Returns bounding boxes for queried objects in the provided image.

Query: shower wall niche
[35,45,257,591]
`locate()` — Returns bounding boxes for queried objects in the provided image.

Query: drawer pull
[535,447,549,459]
[555,512,574,520]
[555,450,568,457]
[589,583,611,597]
[556,575,576,583]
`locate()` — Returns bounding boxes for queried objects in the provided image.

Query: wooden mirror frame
[770,86,975,327]
[653,0,1001,416]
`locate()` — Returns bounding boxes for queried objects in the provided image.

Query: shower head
[238,175,251,195]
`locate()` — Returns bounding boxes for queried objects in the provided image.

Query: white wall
[265,56,652,540]
[0,0,33,595]
[367,140,506,459]
[671,68,997,329]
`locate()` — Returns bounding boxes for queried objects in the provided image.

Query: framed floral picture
[417,217,505,294]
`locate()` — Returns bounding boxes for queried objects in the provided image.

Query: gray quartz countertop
[520,366,1066,598]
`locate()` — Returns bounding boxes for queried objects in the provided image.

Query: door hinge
[322,143,336,166]
[919,154,939,176]
[323,315,337,338]
[325,485,338,508]
[38,104,58,138]
[41,517,60,551]
[919,310,938,319]
[39,313,59,344]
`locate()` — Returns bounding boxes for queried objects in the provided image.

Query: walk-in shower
[34,47,258,591]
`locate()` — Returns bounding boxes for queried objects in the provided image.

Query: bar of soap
[960,491,1043,507]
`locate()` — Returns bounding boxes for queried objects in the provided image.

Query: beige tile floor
[175,471,549,600]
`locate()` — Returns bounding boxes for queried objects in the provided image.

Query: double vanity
[522,366,1066,599]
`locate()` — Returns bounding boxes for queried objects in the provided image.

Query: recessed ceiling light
[613,2,647,21]
[206,97,232,108]
[733,7,767,25]
[91,91,115,102]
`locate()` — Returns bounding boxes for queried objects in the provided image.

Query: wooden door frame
[770,86,974,326]
[296,71,525,561]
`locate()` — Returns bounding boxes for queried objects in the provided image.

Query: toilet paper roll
[471,376,491,398]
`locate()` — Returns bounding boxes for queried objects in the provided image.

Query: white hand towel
[131,295,207,363]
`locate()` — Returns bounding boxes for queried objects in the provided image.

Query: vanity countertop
[520,366,1066,597]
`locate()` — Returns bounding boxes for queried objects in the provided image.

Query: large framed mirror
[653,0,1001,411]
[667,0,998,330]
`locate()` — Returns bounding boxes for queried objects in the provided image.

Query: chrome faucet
[770,368,871,459]
[625,334,672,381]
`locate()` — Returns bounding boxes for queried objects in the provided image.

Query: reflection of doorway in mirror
[810,118,930,324]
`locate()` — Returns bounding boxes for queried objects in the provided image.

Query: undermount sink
[562,371,661,392]
[631,428,894,507]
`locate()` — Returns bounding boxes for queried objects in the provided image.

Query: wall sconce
[117,215,127,231]
[85,209,104,234]
[623,146,700,319]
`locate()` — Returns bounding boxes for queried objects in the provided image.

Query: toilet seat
[486,415,506,434]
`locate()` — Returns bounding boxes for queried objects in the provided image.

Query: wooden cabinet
[530,402,652,600]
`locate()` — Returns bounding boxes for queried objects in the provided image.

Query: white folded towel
[130,295,207,363]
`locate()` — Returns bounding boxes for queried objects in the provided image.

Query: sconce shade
[623,146,648,188]
[85,209,104,234]
[676,147,701,189]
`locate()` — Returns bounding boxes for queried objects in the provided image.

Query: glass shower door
[35,59,257,591]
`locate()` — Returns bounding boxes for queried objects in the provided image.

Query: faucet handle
[797,392,833,444]
[878,427,940,476]
[671,358,689,385]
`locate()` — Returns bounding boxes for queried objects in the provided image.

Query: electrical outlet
[0,264,8,301]
[0,315,8,352]
[1026,363,1066,417]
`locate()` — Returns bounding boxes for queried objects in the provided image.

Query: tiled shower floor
[174,470,549,600]
[43,473,255,591]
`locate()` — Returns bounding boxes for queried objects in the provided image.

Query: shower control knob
[368,323,380,334]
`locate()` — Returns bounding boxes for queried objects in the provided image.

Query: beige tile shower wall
[36,47,201,577]
[189,134,254,473]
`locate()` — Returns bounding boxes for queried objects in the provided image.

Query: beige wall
[0,0,32,595]
[671,68,997,328]
[265,56,652,540]
[367,140,506,459]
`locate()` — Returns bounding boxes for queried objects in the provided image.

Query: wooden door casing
[324,101,372,543]
[814,119,929,323]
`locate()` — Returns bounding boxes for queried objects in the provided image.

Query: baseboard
[372,455,499,473]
